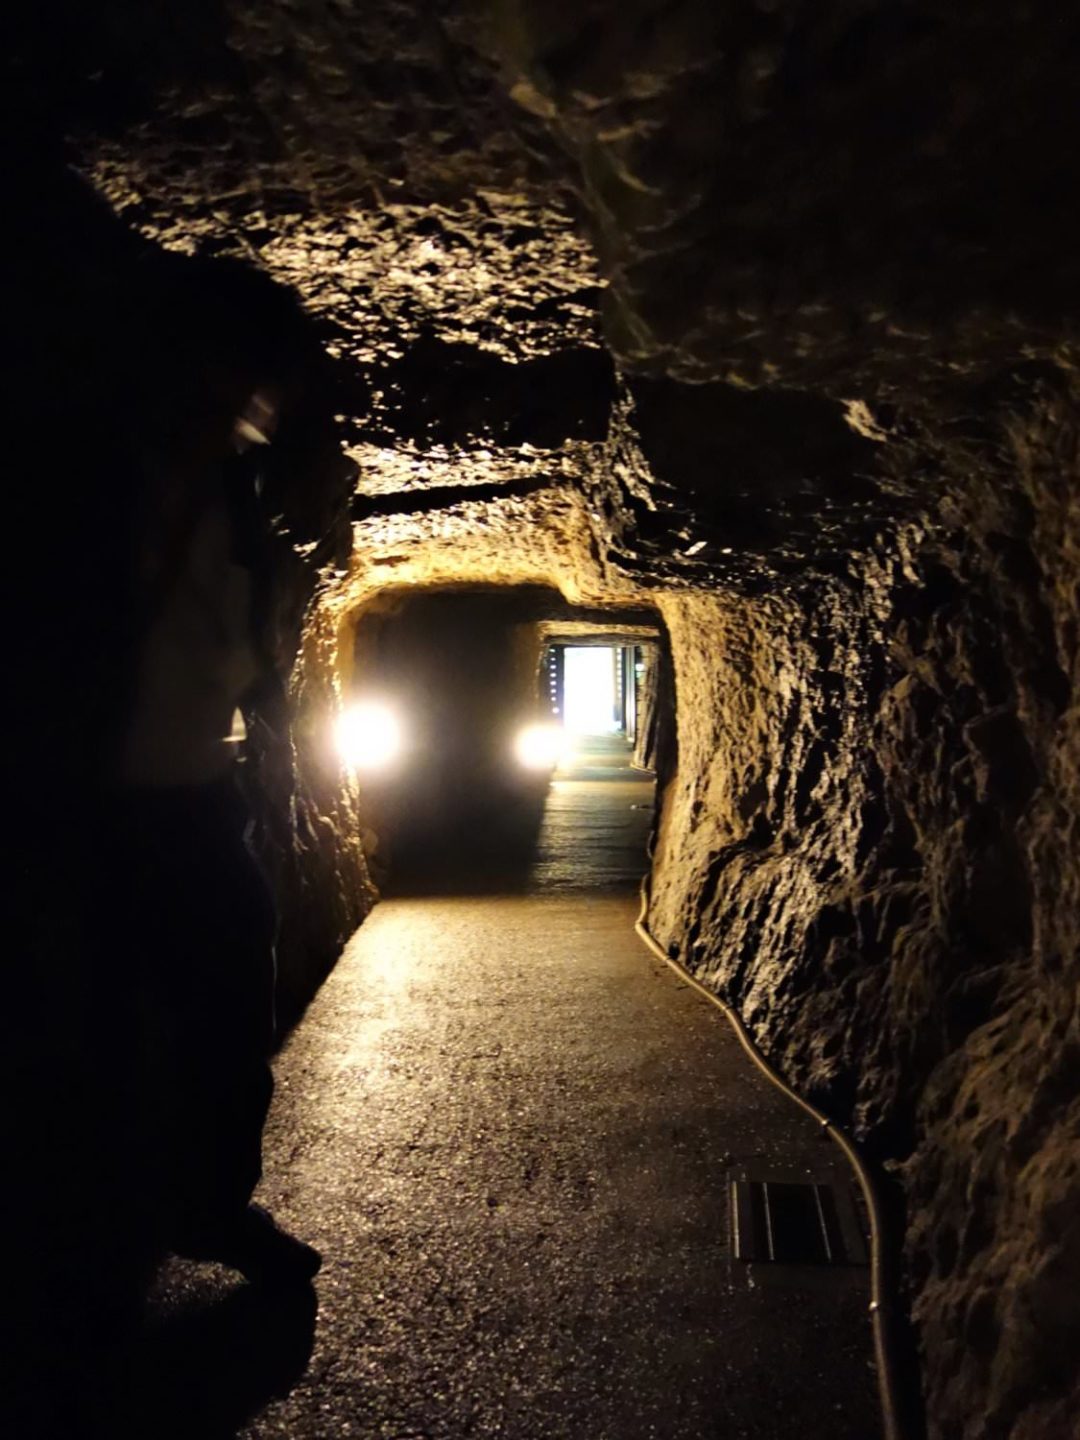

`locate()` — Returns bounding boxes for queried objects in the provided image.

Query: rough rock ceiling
[476,3,1080,393]
[11,1,1079,589]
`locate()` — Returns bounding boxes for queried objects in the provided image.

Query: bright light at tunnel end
[335,700,403,772]
[514,722,567,771]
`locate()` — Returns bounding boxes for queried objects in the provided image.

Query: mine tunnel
[338,584,663,891]
[5,6,1079,1440]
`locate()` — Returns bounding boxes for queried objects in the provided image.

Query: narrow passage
[148,743,879,1438]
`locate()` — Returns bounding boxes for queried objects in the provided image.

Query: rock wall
[247,559,376,1029]
[4,151,373,1032]
[647,372,1080,1438]
[468,9,1080,1431]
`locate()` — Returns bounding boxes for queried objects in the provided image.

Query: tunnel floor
[529,733,656,893]
[134,741,880,1439]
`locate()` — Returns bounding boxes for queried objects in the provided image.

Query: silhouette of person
[106,256,323,1287]
[5,168,333,1436]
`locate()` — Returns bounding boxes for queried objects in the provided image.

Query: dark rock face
[9,4,1080,1435]
[646,371,1080,1438]
[3,154,372,1028]
[474,3,1080,392]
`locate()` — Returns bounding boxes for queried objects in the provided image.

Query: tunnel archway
[335,583,665,895]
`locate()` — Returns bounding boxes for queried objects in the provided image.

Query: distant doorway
[550,644,646,747]
[563,646,620,735]
[532,642,656,891]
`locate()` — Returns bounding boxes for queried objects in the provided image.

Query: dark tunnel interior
[4,5,1079,1439]
[342,584,662,892]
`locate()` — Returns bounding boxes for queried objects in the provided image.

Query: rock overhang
[27,1,1078,585]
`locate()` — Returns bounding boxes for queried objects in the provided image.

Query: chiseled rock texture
[472,2,1079,392]
[646,375,1080,1438]
[9,2,1079,1435]
[477,10,1080,1436]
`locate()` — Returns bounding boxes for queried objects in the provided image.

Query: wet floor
[140,738,880,1439]
[529,733,655,892]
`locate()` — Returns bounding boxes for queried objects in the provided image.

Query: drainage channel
[731,1173,869,1267]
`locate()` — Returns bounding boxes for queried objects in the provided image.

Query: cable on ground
[636,874,911,1440]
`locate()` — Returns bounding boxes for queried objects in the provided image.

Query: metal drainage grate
[731,1178,868,1265]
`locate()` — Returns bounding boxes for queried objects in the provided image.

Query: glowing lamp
[514,722,566,771]
[335,701,403,772]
